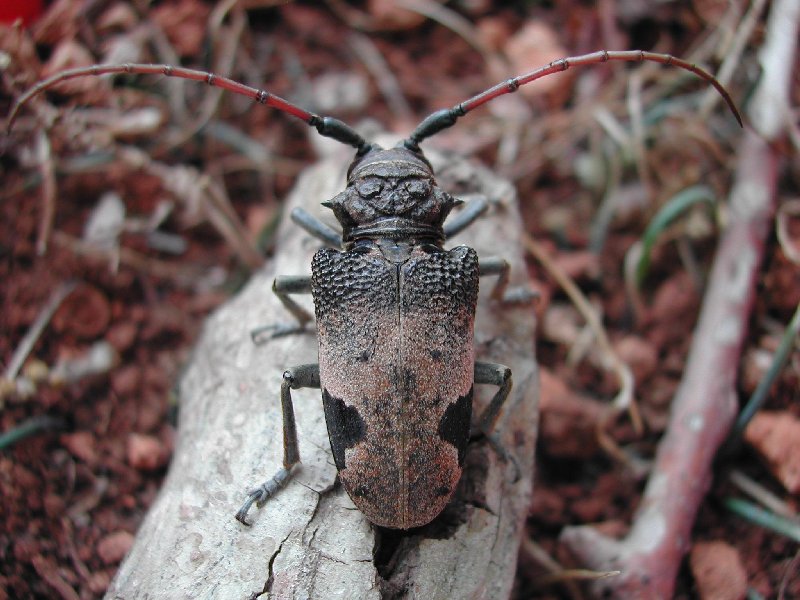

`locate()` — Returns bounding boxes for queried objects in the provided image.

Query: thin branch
[35,129,57,255]
[3,281,76,381]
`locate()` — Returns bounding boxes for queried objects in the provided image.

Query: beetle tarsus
[235,467,292,525]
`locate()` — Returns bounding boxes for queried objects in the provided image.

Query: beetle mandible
[9,50,742,530]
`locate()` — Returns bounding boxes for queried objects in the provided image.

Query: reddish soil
[1,1,798,598]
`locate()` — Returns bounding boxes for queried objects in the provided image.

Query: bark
[106,139,539,600]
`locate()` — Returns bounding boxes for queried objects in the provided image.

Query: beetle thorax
[326,146,458,245]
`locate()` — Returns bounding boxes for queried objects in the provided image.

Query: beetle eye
[404,179,432,198]
[356,178,383,198]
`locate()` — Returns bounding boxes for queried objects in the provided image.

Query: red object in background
[0,0,44,25]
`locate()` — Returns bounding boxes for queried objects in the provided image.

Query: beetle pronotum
[9,50,741,530]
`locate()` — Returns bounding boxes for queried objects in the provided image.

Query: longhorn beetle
[9,50,742,530]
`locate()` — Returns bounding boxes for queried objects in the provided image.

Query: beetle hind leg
[235,363,320,525]
[251,275,314,343]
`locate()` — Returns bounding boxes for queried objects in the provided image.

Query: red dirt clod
[126,433,168,471]
[52,284,111,340]
[614,335,658,383]
[538,368,605,459]
[96,530,134,565]
[111,365,141,397]
[744,411,800,494]
[59,431,97,464]
[106,322,139,354]
[690,540,748,600]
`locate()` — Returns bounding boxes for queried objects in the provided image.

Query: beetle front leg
[291,207,342,248]
[235,363,320,526]
[443,195,489,239]
[251,275,314,342]
[479,257,535,304]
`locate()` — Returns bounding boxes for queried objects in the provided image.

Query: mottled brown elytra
[9,50,741,529]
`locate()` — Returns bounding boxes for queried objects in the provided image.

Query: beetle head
[324,145,458,245]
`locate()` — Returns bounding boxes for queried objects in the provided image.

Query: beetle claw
[235,467,295,526]
[235,486,272,526]
[234,493,258,526]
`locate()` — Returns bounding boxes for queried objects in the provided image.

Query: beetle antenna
[404,49,743,150]
[6,63,374,155]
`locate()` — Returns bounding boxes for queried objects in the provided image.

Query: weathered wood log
[107,139,538,600]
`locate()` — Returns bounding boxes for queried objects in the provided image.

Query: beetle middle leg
[474,362,512,433]
[235,363,320,525]
[251,209,340,343]
[472,361,521,482]
[479,257,535,304]
[446,196,535,303]
[251,275,314,342]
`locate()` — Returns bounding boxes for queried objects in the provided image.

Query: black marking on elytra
[322,389,366,470]
[437,387,473,466]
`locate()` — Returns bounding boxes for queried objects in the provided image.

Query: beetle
[8,50,742,530]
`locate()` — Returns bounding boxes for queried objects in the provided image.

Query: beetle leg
[472,361,521,482]
[235,363,320,526]
[443,195,488,239]
[291,207,343,248]
[474,362,512,432]
[251,275,314,342]
[479,257,536,304]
